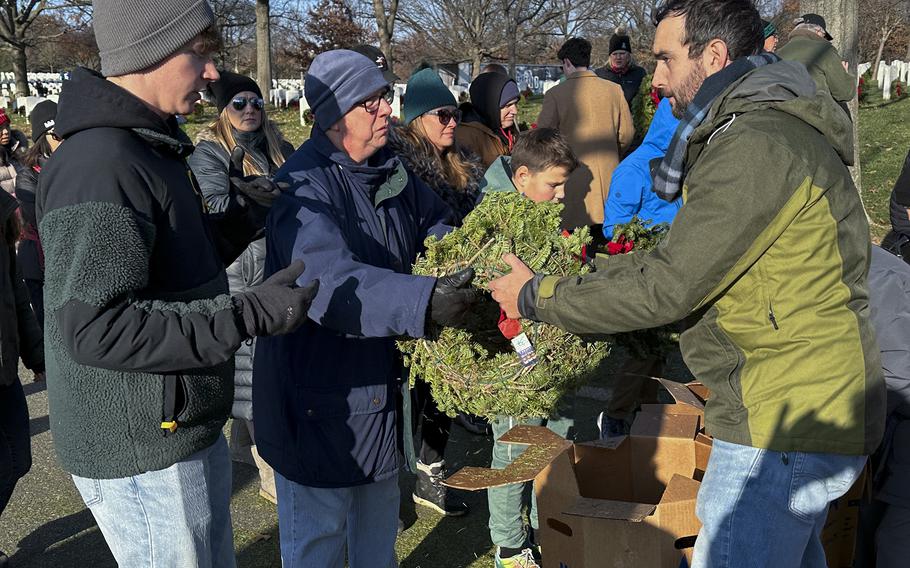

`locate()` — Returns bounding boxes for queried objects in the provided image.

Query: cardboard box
[445,406,711,568]
[446,378,864,567]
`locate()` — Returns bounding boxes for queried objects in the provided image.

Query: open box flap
[444,425,572,490]
[564,497,656,522]
[630,412,700,440]
[640,378,707,416]
[659,474,701,505]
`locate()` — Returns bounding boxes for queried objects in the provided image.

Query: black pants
[411,378,451,465]
[0,377,31,515]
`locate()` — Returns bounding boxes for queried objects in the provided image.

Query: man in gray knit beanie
[36,2,317,567]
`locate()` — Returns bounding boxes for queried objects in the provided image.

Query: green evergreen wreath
[398,192,613,419]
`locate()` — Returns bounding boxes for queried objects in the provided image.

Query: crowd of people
[0,0,908,567]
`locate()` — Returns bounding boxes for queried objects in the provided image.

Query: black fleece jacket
[36,67,256,478]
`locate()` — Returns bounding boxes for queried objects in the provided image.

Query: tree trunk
[372,0,398,73]
[872,15,892,81]
[13,45,28,98]
[472,48,483,79]
[801,0,861,192]
[255,0,272,97]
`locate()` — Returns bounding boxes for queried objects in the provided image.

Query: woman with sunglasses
[387,68,484,518]
[390,68,483,225]
[188,71,294,504]
[455,71,521,168]
[13,100,61,331]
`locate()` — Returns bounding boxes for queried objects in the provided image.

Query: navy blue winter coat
[254,126,453,488]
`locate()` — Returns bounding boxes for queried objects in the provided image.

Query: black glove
[229,146,286,207]
[429,268,483,327]
[232,260,319,338]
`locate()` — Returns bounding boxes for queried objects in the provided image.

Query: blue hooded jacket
[602,98,682,239]
[254,126,453,488]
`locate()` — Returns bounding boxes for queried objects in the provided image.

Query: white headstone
[883,64,893,100]
[878,60,888,89]
[857,62,871,77]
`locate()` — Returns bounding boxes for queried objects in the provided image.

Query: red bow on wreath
[606,235,635,255]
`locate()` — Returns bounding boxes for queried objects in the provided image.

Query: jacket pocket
[680,318,744,408]
[297,384,389,421]
[161,374,188,434]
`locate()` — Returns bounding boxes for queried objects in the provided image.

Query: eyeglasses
[359,89,394,114]
[426,108,462,125]
[48,131,62,142]
[231,97,265,111]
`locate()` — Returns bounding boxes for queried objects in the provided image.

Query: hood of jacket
[386,125,483,192]
[466,73,517,131]
[55,67,194,158]
[692,60,853,166]
[479,155,515,194]
[638,98,679,165]
[310,125,406,203]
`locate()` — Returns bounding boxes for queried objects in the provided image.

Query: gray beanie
[92,0,216,77]
[305,50,390,129]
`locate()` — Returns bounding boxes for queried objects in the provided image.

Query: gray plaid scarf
[652,53,780,201]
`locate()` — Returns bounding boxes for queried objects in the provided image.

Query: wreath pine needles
[398,192,613,419]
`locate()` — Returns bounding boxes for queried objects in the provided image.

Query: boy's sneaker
[596,411,630,439]
[413,460,469,516]
[494,547,540,568]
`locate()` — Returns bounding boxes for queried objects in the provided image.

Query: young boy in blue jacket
[480,128,579,568]
[598,97,683,439]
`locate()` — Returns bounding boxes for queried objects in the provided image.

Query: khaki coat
[537,70,634,228]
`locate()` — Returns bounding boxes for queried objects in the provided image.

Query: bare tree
[256,0,271,94]
[372,0,398,72]
[862,0,907,80]
[398,0,504,76]
[800,0,862,190]
[0,0,90,96]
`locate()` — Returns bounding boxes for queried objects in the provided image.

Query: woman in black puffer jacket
[14,100,62,329]
[188,71,294,504]
[0,186,43,564]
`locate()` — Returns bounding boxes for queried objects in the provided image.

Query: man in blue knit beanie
[256,49,481,567]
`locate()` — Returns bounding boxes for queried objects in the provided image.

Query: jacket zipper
[768,303,779,330]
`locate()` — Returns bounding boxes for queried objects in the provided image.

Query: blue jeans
[275,472,399,568]
[488,414,573,549]
[693,439,866,568]
[72,434,235,568]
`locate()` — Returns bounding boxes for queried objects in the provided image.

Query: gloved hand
[429,268,483,327]
[229,146,286,207]
[232,260,319,338]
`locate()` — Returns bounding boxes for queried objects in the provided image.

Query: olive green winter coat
[522,61,885,455]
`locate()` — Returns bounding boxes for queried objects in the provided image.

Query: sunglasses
[231,96,265,111]
[360,89,395,114]
[48,131,62,142]
[426,108,462,125]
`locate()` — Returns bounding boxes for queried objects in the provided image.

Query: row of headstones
[876,60,909,101]
[294,81,473,126]
[0,95,60,117]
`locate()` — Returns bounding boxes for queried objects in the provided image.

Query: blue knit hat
[305,49,390,129]
[403,69,456,125]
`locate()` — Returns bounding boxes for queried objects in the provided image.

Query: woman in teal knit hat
[388,67,484,519]
[389,67,483,224]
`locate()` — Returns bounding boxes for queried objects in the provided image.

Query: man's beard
[669,62,707,119]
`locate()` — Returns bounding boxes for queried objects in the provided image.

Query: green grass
[858,87,910,240]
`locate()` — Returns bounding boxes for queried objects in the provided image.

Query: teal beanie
[403,69,457,125]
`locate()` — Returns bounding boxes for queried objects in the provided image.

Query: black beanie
[609,32,632,55]
[209,71,263,113]
[29,100,58,142]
